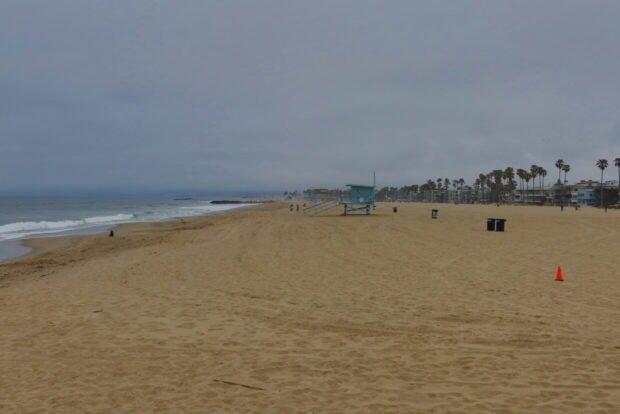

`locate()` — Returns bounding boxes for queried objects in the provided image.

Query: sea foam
[0,202,252,242]
[0,214,134,241]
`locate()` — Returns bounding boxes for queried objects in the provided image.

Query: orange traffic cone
[556,266,564,282]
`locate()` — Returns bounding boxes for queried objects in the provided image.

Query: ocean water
[0,196,251,261]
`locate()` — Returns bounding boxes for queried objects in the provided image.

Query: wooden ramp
[303,199,342,216]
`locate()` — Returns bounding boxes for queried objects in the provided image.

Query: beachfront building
[429,189,441,203]
[516,182,595,206]
[514,186,552,205]
[600,180,620,206]
[472,187,490,204]
[448,189,467,203]
[575,188,597,206]
[552,180,618,206]
[511,179,618,206]
[603,180,619,189]
[459,188,474,203]
[550,182,573,206]
[570,180,596,206]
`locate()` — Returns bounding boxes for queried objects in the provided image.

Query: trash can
[486,218,495,231]
[431,209,438,219]
[495,218,506,232]
[393,207,398,213]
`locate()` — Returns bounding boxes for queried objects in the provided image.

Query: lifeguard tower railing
[303,198,342,216]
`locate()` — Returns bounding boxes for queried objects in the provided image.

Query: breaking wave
[0,214,135,241]
[0,203,251,241]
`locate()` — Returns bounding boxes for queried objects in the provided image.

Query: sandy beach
[1,202,619,413]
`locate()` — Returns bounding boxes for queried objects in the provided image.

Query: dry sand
[1,202,619,413]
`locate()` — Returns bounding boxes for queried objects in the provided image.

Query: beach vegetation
[562,164,571,184]
[596,159,608,206]
[306,157,618,206]
[555,159,565,184]
[615,158,620,199]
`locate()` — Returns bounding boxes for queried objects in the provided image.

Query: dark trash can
[495,218,506,232]
[393,207,398,213]
[486,218,495,231]
[431,209,438,219]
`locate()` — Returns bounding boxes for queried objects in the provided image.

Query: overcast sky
[1,0,619,195]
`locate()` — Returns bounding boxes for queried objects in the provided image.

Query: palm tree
[457,178,465,202]
[562,164,571,184]
[539,167,547,202]
[530,165,539,203]
[596,159,608,207]
[479,174,487,202]
[615,158,620,199]
[516,169,527,203]
[524,172,531,204]
[503,167,513,186]
[555,159,565,184]
[503,167,514,192]
[486,173,494,202]
[489,170,503,203]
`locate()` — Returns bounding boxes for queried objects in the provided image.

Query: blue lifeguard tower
[303,183,375,216]
[342,184,375,215]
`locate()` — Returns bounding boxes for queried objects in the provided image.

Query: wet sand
[1,202,619,413]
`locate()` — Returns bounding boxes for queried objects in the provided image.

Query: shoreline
[2,200,607,266]
[0,202,266,265]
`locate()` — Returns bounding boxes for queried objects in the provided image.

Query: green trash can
[431,209,438,219]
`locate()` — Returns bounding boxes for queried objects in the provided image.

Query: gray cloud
[1,0,619,195]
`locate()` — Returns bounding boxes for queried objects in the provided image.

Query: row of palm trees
[445,157,619,205]
[597,158,620,204]
[418,178,466,192]
[513,161,573,204]
[597,158,620,185]
[314,157,620,205]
